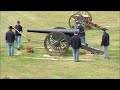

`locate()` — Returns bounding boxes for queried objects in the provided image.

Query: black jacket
[6,30,15,43]
[14,25,22,36]
[101,32,110,46]
[71,35,81,49]
[77,24,85,37]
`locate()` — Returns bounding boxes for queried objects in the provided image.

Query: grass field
[0,11,120,79]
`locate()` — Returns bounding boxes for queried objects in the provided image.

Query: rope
[1,18,30,41]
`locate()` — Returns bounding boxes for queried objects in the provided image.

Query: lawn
[0,11,120,79]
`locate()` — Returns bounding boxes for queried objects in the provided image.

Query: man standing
[14,21,23,50]
[101,28,110,59]
[6,26,15,56]
[77,22,86,45]
[71,31,81,62]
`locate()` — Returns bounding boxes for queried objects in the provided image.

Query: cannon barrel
[27,29,79,37]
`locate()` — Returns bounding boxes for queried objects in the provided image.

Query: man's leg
[72,49,76,62]
[104,46,109,59]
[11,42,14,56]
[80,36,83,44]
[76,49,80,61]
[18,36,21,49]
[8,43,11,56]
[83,36,86,44]
[80,36,85,45]
[16,36,18,48]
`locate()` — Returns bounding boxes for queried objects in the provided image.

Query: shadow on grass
[64,49,87,57]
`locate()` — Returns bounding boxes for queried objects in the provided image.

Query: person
[14,21,23,50]
[77,22,86,45]
[101,28,110,59]
[71,31,81,62]
[5,26,15,56]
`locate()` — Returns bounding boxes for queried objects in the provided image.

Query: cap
[74,31,78,35]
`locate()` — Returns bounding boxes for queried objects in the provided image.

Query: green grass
[0,11,120,79]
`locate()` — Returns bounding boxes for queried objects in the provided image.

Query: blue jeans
[16,36,21,49]
[80,36,86,45]
[8,42,14,56]
[72,49,80,62]
[103,46,109,59]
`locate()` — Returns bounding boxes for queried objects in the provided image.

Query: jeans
[8,42,14,56]
[16,36,21,49]
[103,46,109,59]
[80,36,86,45]
[72,49,80,62]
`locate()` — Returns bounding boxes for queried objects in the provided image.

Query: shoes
[74,61,79,62]
[105,57,110,59]
[85,43,88,46]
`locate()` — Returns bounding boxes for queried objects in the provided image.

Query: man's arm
[13,32,15,41]
[79,38,81,47]
[70,38,73,47]
[108,34,110,45]
[19,26,23,34]
[79,31,85,33]
[20,25,23,32]
[101,34,105,46]
[5,33,7,43]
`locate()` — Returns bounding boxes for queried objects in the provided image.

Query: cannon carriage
[69,11,105,29]
[69,11,92,29]
[27,27,104,56]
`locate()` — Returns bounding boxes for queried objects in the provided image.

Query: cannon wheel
[76,11,92,21]
[53,26,71,45]
[69,11,92,29]
[44,32,70,56]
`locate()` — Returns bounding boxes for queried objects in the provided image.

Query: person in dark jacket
[6,26,15,56]
[101,28,110,59]
[77,22,86,45]
[14,21,23,50]
[71,31,81,62]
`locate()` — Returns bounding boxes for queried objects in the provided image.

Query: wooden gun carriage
[27,27,104,56]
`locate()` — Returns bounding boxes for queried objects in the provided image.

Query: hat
[74,31,78,35]
[9,26,13,29]
[17,21,20,23]
[102,27,108,31]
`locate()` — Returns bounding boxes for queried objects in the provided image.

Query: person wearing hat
[14,21,23,50]
[77,22,86,45]
[6,26,15,56]
[101,28,110,59]
[71,31,81,62]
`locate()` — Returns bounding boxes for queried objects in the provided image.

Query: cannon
[27,27,104,56]
[69,11,107,30]
[69,11,92,29]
